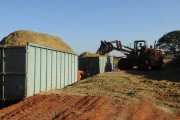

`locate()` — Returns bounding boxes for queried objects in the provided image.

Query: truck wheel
[118,58,133,70]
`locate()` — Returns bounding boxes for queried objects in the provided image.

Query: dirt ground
[0,67,179,120]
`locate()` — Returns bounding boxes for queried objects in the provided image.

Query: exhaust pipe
[154,41,156,49]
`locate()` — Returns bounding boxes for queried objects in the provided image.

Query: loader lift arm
[96,40,133,55]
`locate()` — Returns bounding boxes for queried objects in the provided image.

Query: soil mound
[120,100,180,120]
[0,70,180,119]
[0,94,118,120]
[0,30,74,53]
[79,52,99,57]
[0,94,178,120]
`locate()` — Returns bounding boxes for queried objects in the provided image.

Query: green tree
[157,30,180,53]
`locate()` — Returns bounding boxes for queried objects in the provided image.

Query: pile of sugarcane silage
[79,52,99,57]
[0,30,74,53]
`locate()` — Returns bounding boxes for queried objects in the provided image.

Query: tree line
[157,30,180,54]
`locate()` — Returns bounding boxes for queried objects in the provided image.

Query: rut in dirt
[0,94,114,120]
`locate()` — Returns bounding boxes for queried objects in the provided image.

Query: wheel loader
[96,40,163,70]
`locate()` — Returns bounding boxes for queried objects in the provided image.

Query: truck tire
[118,58,133,70]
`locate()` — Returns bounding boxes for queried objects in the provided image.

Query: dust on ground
[0,30,74,53]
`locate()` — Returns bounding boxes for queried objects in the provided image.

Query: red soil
[0,94,179,120]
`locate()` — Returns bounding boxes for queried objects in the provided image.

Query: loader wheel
[118,58,133,70]
[151,65,162,70]
[138,60,149,71]
[151,59,163,70]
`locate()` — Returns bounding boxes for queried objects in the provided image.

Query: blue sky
[0,0,180,55]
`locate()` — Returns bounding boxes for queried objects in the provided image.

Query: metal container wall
[26,43,78,97]
[0,47,26,101]
[0,43,78,102]
[79,56,113,77]
[99,56,114,73]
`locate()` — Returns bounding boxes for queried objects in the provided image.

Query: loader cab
[134,40,148,53]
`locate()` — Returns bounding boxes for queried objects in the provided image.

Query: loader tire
[118,58,133,70]
[138,60,149,71]
[151,65,162,70]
